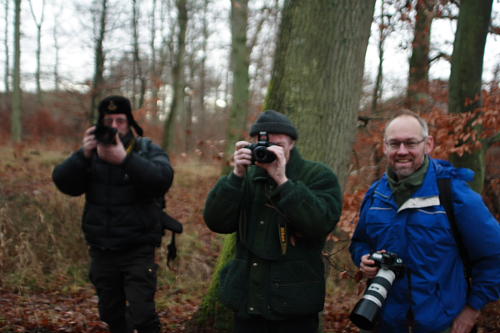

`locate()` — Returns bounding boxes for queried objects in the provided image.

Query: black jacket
[52,137,174,250]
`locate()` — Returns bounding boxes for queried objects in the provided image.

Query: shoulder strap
[438,178,471,278]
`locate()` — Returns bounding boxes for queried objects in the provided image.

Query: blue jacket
[349,158,500,333]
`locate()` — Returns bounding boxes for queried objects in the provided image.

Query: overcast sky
[2,0,499,99]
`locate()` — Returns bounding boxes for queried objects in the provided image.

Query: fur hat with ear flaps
[98,95,144,137]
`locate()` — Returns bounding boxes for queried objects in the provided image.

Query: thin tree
[162,0,188,151]
[221,0,250,173]
[90,0,108,122]
[448,0,495,192]
[3,0,10,95]
[371,0,390,114]
[406,0,436,109]
[149,0,158,115]
[131,0,146,109]
[11,0,22,142]
[28,0,46,105]
[52,4,62,91]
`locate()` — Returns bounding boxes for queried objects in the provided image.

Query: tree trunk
[221,0,250,174]
[52,12,61,91]
[131,0,145,109]
[406,0,436,109]
[189,1,375,331]
[267,0,375,188]
[3,0,10,95]
[28,0,45,105]
[162,0,188,152]
[448,0,493,193]
[11,0,22,142]
[149,0,158,115]
[90,0,108,122]
[371,0,387,114]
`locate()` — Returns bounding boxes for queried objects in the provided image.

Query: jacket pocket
[269,260,325,315]
[219,258,249,311]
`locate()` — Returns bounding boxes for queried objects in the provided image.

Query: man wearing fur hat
[204,110,342,332]
[52,95,174,333]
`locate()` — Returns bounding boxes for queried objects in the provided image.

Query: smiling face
[383,115,434,179]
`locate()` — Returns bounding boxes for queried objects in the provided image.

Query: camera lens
[253,146,276,163]
[350,268,397,330]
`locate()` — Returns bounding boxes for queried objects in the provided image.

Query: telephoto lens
[349,252,404,330]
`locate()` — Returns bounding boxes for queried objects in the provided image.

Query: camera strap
[438,178,472,281]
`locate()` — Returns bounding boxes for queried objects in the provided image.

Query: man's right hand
[83,126,97,159]
[233,141,253,178]
[360,253,379,279]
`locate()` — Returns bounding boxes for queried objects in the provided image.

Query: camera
[93,124,117,145]
[246,131,276,164]
[350,251,405,330]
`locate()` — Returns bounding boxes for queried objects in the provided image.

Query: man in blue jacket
[53,96,174,333]
[349,110,500,333]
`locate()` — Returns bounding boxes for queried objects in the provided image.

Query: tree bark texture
[448,0,493,193]
[266,0,375,189]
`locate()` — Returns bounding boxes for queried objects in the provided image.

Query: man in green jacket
[204,110,342,333]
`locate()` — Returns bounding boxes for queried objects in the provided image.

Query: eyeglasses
[103,117,128,126]
[385,138,425,151]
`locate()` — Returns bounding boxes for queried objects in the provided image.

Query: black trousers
[234,314,319,333]
[89,245,161,333]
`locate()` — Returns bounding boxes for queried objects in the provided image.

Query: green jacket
[204,148,342,319]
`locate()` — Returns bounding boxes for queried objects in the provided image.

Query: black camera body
[246,131,276,164]
[93,124,117,145]
[350,251,405,330]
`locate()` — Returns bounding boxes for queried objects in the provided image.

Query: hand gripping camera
[350,251,405,330]
[93,124,118,145]
[246,131,276,164]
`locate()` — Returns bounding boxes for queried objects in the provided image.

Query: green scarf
[387,156,430,207]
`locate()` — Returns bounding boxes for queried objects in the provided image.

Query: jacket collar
[378,158,441,212]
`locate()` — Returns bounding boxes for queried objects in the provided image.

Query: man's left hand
[451,306,479,333]
[256,145,288,186]
[97,133,127,165]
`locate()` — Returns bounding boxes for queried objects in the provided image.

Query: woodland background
[0,0,499,332]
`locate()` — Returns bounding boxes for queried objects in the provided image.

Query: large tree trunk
[448,0,493,193]
[267,0,375,188]
[163,0,188,152]
[11,0,22,142]
[406,0,436,109]
[90,0,108,122]
[189,1,375,331]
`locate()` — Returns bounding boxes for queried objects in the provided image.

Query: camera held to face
[246,131,277,164]
[93,124,118,145]
[350,251,405,330]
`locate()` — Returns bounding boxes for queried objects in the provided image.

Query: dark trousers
[234,314,319,333]
[89,245,161,333]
